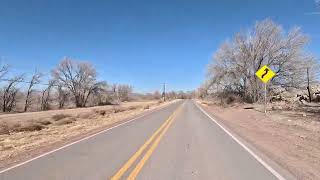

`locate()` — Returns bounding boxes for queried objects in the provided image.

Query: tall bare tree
[57,84,69,109]
[52,58,103,107]
[117,84,133,102]
[24,71,42,112]
[2,75,24,112]
[41,80,55,111]
[206,19,318,102]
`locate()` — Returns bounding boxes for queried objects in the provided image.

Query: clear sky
[0,0,319,92]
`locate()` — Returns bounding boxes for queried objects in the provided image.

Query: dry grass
[55,117,77,125]
[52,114,72,121]
[0,123,10,135]
[77,112,95,119]
[93,109,111,116]
[143,105,150,109]
[113,107,126,113]
[128,106,138,110]
[37,120,52,126]
[12,123,45,132]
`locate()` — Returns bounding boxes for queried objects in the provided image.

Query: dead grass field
[198,100,320,180]
[0,100,173,168]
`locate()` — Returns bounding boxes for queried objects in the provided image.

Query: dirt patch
[198,100,320,180]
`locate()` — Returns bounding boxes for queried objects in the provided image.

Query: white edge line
[193,100,286,180]
[0,101,177,174]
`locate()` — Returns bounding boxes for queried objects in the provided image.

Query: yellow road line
[111,104,182,180]
[127,104,183,179]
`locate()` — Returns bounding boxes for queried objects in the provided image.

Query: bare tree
[152,91,161,99]
[0,64,9,79]
[57,84,69,109]
[41,80,55,111]
[117,84,133,102]
[24,71,42,112]
[2,75,24,112]
[206,19,318,102]
[91,81,109,105]
[52,58,103,107]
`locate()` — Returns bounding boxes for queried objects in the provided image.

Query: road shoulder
[194,100,298,180]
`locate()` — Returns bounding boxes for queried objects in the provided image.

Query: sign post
[255,65,276,114]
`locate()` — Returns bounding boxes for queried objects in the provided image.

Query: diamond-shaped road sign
[255,65,276,83]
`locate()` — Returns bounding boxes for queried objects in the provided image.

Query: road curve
[0,100,294,180]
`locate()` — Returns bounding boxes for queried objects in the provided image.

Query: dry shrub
[157,100,163,104]
[37,120,52,126]
[201,101,211,106]
[77,112,95,119]
[55,117,77,125]
[128,106,138,110]
[52,114,71,121]
[0,123,10,135]
[143,105,150,110]
[217,93,242,106]
[94,109,111,116]
[12,123,44,132]
[113,107,126,113]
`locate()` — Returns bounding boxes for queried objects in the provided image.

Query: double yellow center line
[111,103,184,180]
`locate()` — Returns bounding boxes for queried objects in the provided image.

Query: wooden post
[307,68,312,103]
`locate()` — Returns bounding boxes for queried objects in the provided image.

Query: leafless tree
[2,75,24,112]
[0,64,9,79]
[57,84,69,109]
[41,80,55,111]
[24,71,42,112]
[117,84,133,102]
[52,58,103,107]
[206,19,318,102]
[166,91,178,100]
[152,91,161,99]
[91,81,109,105]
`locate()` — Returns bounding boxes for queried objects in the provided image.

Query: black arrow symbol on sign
[261,68,269,79]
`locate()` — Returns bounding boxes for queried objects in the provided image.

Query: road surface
[0,100,293,180]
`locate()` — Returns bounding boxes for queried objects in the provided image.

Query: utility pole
[162,83,166,101]
[307,68,312,103]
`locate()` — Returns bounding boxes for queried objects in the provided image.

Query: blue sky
[0,0,319,92]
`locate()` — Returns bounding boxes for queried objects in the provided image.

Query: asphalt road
[0,100,293,180]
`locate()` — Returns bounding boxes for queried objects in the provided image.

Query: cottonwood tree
[57,84,69,109]
[24,71,42,112]
[91,81,109,105]
[2,75,24,112]
[41,80,55,111]
[52,58,104,107]
[117,84,133,102]
[207,19,318,102]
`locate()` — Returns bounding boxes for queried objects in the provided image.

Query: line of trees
[199,18,319,103]
[0,58,134,112]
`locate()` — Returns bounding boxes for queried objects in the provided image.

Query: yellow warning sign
[255,65,276,83]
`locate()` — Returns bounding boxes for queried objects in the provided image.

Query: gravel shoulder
[198,100,320,180]
[0,100,176,169]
